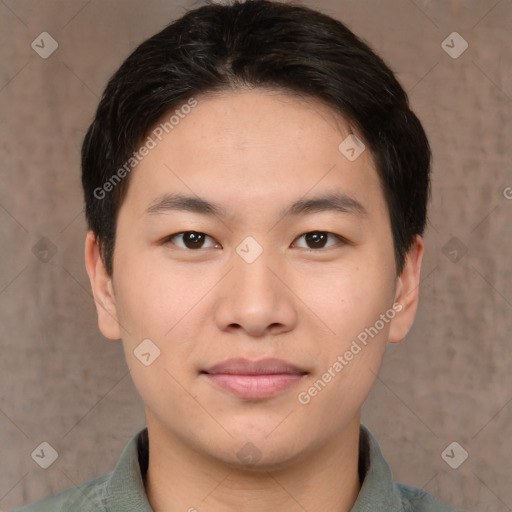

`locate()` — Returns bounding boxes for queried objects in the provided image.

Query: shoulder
[397,483,465,512]
[358,424,464,511]
[12,428,150,512]
[11,473,110,512]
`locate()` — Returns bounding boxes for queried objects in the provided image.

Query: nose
[213,248,299,338]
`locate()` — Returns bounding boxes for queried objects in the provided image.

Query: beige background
[1,0,511,510]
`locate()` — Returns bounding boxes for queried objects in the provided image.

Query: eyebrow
[144,192,367,218]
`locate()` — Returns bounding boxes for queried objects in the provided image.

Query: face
[86,89,422,469]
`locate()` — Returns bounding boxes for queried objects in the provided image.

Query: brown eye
[292,231,343,250]
[167,231,219,250]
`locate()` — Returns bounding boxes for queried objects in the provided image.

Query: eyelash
[162,231,347,251]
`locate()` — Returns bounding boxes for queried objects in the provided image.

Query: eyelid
[291,231,347,250]
[164,231,221,249]
[162,230,348,251]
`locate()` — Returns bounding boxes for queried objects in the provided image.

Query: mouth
[200,358,309,400]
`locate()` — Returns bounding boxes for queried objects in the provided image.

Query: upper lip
[202,358,308,375]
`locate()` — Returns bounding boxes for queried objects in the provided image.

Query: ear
[84,231,122,340]
[388,235,424,344]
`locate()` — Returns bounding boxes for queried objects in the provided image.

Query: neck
[144,415,362,512]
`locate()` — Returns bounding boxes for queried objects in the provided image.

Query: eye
[292,231,344,250]
[165,231,220,250]
[163,231,344,251]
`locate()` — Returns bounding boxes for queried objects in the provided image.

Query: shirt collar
[102,428,153,511]
[102,424,402,511]
[351,424,404,511]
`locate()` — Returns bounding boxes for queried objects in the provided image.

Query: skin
[85,89,423,512]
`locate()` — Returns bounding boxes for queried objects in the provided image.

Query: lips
[201,358,309,400]
[203,357,308,376]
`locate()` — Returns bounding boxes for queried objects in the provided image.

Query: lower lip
[204,373,306,400]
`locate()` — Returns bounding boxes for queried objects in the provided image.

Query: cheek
[295,293,391,436]
[296,349,384,439]
[112,255,210,388]
[113,252,204,339]
[304,260,396,341]
[297,261,395,408]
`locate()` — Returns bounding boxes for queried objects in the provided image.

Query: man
[16,0,463,510]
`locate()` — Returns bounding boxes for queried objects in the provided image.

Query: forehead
[120,88,387,222]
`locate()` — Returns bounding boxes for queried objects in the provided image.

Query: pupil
[184,232,204,249]
[306,232,326,248]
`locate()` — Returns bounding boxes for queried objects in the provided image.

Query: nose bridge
[213,242,298,336]
[231,243,280,305]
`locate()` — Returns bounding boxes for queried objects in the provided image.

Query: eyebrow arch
[145,193,227,217]
[280,192,367,218]
[144,192,367,218]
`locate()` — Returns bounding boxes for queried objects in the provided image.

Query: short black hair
[81,0,431,277]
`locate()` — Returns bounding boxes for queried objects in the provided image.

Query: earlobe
[388,235,424,344]
[84,231,122,340]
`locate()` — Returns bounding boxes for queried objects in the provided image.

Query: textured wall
[0,1,510,510]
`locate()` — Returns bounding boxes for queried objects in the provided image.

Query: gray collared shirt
[14,425,463,511]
